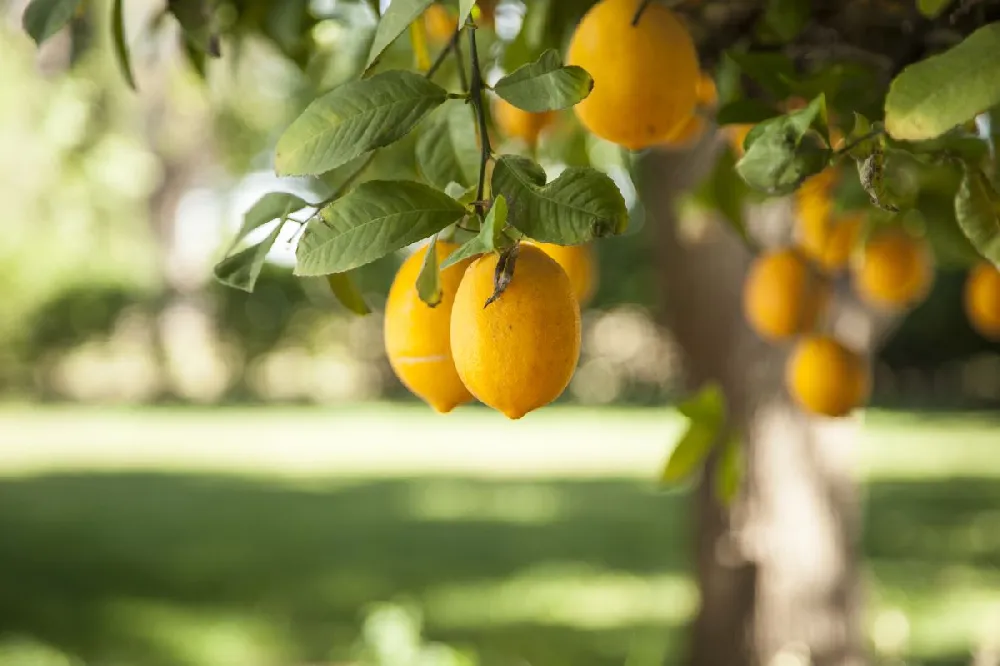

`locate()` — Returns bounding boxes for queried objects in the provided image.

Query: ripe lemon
[795,172,864,272]
[450,244,581,419]
[743,248,829,341]
[964,262,1000,340]
[852,229,933,309]
[529,241,598,306]
[493,98,556,146]
[423,3,456,44]
[384,241,474,413]
[786,336,870,417]
[567,0,699,150]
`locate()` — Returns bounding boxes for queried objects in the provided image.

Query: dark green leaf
[885,23,1000,141]
[327,272,371,315]
[229,193,310,253]
[295,180,467,276]
[276,71,449,177]
[737,95,830,194]
[416,101,479,189]
[713,431,744,506]
[918,0,953,19]
[726,51,796,99]
[168,0,219,56]
[491,155,628,244]
[22,0,81,46]
[110,0,136,90]
[918,190,981,268]
[661,384,726,486]
[214,224,284,292]
[440,195,509,270]
[757,0,810,44]
[955,164,1000,266]
[716,99,780,126]
[493,49,594,112]
[364,0,434,73]
[417,235,443,306]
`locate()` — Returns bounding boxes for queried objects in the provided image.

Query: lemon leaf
[457,0,476,28]
[417,101,480,189]
[327,272,371,315]
[493,49,594,113]
[757,0,810,44]
[661,383,726,487]
[440,196,509,270]
[365,0,434,73]
[885,23,1000,142]
[491,155,628,244]
[276,71,448,177]
[918,0,953,19]
[110,0,136,90]
[295,180,466,276]
[416,235,443,307]
[22,0,81,45]
[228,192,309,254]
[955,164,1000,267]
[213,224,284,292]
[713,431,744,506]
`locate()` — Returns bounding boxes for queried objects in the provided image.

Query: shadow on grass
[0,473,997,666]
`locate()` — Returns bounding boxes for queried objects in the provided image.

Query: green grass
[0,406,999,666]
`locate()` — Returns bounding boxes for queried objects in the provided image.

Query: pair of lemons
[384,241,595,419]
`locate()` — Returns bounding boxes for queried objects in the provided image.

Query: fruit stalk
[467,26,492,208]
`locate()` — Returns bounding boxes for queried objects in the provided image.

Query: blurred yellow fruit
[852,229,934,309]
[451,244,581,419]
[384,241,474,413]
[795,170,864,272]
[493,98,556,146]
[786,336,869,417]
[695,72,718,109]
[743,248,829,341]
[530,241,598,305]
[725,123,754,157]
[964,262,1000,340]
[423,3,457,44]
[567,0,699,150]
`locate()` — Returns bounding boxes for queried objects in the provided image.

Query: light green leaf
[213,223,284,292]
[955,164,1000,267]
[365,0,434,73]
[111,0,136,90]
[918,0,953,19]
[491,155,628,244]
[295,180,466,276]
[276,71,449,177]
[457,0,476,28]
[493,49,594,112]
[661,383,726,486]
[327,272,371,315]
[885,23,1000,141]
[713,431,744,506]
[417,235,443,306]
[417,101,479,189]
[440,195,509,270]
[229,192,309,253]
[22,0,81,46]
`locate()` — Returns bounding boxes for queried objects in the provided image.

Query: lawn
[0,405,998,666]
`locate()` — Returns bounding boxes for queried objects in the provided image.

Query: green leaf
[491,156,628,244]
[327,272,371,315]
[213,223,284,292]
[661,384,726,486]
[276,71,449,177]
[757,0,810,44]
[295,180,467,276]
[716,99,780,126]
[955,164,1000,267]
[416,101,479,189]
[168,0,219,56]
[417,235,443,306]
[726,51,796,99]
[22,0,81,46]
[713,431,744,506]
[493,49,594,112]
[736,99,831,196]
[843,112,876,158]
[229,193,309,253]
[440,195,509,270]
[110,0,136,90]
[856,141,900,212]
[918,0,953,18]
[364,0,434,73]
[885,23,1000,141]
[457,0,476,29]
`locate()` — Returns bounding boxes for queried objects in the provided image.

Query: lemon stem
[468,25,492,211]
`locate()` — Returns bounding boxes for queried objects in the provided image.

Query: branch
[426,25,463,80]
[468,26,492,209]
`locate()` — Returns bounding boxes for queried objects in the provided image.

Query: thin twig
[312,152,377,209]
[468,26,492,209]
[427,25,463,80]
[631,0,654,26]
[835,128,885,157]
[452,27,468,92]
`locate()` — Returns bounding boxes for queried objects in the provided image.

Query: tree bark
[643,142,867,666]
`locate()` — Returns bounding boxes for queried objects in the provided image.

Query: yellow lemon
[493,98,557,146]
[450,244,581,419]
[786,336,870,417]
[852,229,934,309]
[964,262,1000,340]
[743,248,829,341]
[567,0,700,150]
[529,241,598,306]
[384,241,474,413]
[423,3,457,44]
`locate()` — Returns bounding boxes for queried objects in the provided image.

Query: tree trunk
[643,143,867,666]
